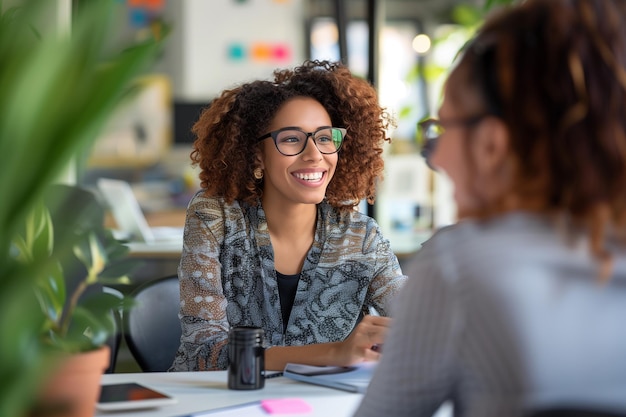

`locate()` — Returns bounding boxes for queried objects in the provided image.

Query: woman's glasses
[417,115,488,169]
[257,126,345,156]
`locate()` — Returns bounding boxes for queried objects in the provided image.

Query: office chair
[123,275,182,372]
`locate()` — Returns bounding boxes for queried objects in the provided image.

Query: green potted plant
[0,0,164,416]
[12,185,138,417]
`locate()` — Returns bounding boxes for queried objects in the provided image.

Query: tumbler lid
[229,326,264,343]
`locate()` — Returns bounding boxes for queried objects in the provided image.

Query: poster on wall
[173,0,305,101]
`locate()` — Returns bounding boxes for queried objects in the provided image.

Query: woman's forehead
[443,67,485,114]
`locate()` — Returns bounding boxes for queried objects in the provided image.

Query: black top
[276,271,300,333]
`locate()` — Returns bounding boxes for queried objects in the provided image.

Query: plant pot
[31,346,110,417]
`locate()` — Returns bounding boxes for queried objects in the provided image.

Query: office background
[79,0,489,259]
[0,0,490,374]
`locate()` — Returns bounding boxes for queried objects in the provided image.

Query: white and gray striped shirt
[355,212,626,417]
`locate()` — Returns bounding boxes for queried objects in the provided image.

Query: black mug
[227,326,265,390]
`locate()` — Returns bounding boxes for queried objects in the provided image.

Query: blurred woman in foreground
[355,0,626,415]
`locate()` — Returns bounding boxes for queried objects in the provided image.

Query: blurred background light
[412,33,431,54]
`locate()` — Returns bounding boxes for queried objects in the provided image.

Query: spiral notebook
[283,362,377,393]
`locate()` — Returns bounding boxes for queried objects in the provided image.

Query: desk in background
[143,209,187,229]
[105,208,185,286]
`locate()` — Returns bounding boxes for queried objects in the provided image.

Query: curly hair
[190,60,394,211]
[451,0,626,277]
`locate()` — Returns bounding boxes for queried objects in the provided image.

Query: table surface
[96,371,365,417]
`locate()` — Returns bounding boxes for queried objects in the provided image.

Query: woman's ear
[256,149,265,170]
[472,117,511,178]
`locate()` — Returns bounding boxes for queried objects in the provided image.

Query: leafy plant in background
[453,0,520,29]
[401,0,520,123]
[12,185,137,353]
[0,0,164,416]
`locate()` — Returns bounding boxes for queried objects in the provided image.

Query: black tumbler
[227,326,265,390]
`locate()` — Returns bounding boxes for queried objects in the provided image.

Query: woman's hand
[333,315,391,365]
[263,315,392,371]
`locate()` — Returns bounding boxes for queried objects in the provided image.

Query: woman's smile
[291,169,327,186]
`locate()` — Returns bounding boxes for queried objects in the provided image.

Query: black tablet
[97,382,178,411]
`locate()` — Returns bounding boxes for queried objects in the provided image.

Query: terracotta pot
[31,345,110,417]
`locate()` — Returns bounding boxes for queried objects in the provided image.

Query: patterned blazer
[170,191,407,371]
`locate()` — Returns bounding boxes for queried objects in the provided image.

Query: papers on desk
[283,362,376,393]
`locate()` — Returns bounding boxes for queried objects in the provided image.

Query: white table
[96,371,364,417]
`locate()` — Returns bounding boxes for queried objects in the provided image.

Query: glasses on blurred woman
[257,126,346,156]
[417,116,487,170]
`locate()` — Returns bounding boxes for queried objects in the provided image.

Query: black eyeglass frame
[417,115,488,169]
[257,126,346,156]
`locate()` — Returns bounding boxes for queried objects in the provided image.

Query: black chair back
[123,276,181,372]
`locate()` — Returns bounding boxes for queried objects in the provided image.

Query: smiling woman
[169,60,407,373]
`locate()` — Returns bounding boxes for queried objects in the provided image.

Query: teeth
[294,172,323,181]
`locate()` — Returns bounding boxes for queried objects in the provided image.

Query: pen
[368,306,380,317]
[263,371,284,379]
[367,306,382,352]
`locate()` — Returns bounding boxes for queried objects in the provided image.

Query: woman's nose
[301,136,323,160]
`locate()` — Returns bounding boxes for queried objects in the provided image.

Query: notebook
[97,178,184,251]
[283,362,377,394]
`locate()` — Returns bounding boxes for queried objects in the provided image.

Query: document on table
[283,362,376,393]
[182,401,262,416]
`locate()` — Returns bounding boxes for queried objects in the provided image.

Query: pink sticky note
[260,398,312,414]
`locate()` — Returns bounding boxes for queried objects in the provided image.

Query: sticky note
[260,398,312,414]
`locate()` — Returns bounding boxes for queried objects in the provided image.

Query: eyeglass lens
[418,120,444,146]
[275,128,343,155]
[417,120,443,170]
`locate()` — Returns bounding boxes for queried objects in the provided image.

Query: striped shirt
[170,191,407,371]
[354,212,626,417]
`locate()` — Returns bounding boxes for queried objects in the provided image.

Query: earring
[253,168,264,180]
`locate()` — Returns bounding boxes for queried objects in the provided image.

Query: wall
[162,0,306,102]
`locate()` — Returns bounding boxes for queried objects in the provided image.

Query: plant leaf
[33,261,66,326]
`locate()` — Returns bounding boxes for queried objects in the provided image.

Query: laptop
[97,178,184,252]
